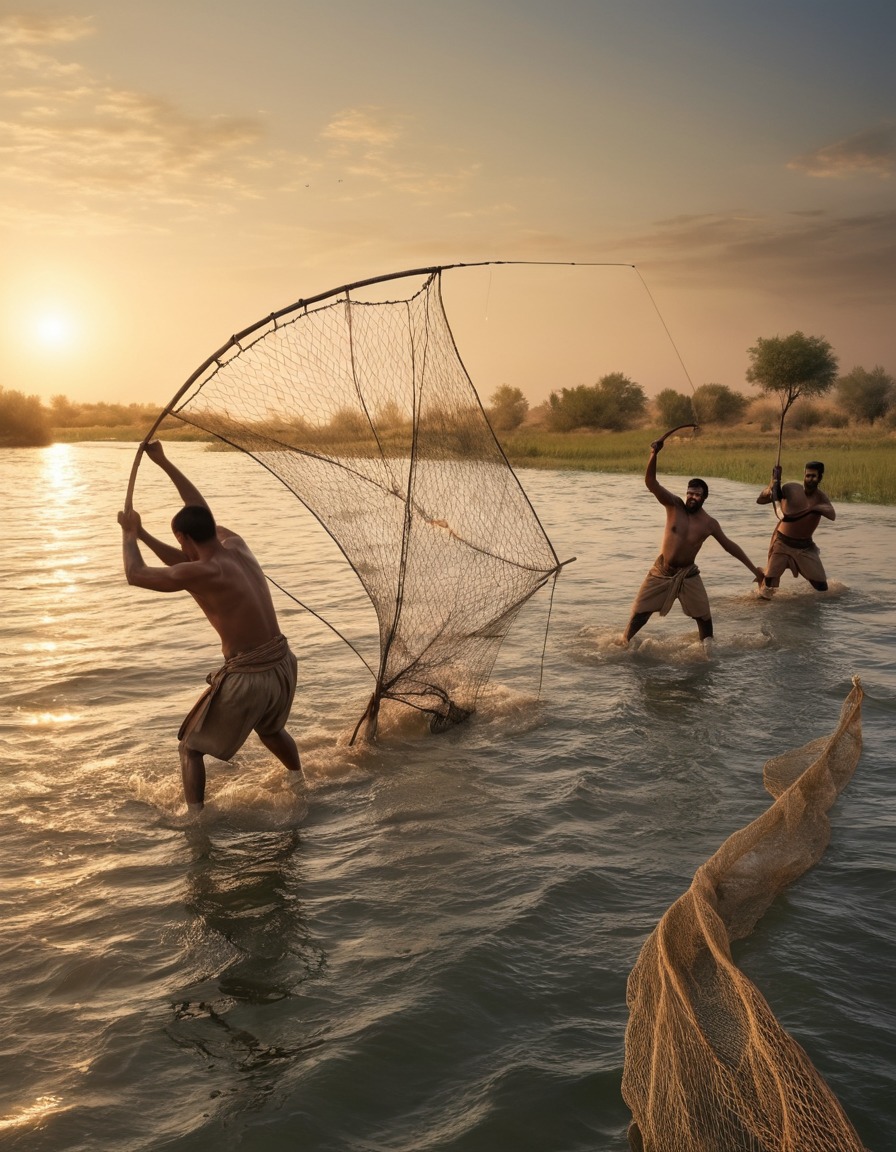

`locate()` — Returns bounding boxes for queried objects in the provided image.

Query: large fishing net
[623,677,866,1151]
[129,268,566,740]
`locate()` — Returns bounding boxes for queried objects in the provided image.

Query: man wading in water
[755,460,836,599]
[118,441,302,813]
[620,438,764,657]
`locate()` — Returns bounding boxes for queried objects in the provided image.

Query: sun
[32,311,77,349]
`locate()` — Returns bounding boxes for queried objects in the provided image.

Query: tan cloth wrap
[630,555,711,619]
[765,528,827,585]
[179,634,297,761]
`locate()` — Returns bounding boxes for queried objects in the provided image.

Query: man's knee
[810,579,828,592]
[696,616,713,641]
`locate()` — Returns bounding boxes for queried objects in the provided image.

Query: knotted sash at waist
[177,634,291,740]
[652,556,700,617]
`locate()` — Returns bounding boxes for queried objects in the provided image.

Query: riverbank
[500,426,896,505]
[49,423,896,504]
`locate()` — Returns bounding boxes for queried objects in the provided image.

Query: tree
[547,372,646,432]
[835,365,895,425]
[487,385,529,432]
[599,372,647,426]
[692,382,748,425]
[0,386,52,447]
[654,389,693,429]
[745,332,838,420]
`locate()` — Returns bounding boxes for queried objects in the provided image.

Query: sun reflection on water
[0,1094,66,1131]
[25,712,80,725]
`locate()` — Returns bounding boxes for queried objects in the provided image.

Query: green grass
[50,422,896,504]
[500,426,896,504]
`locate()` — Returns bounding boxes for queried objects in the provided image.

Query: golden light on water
[0,1094,65,1131]
[26,712,79,725]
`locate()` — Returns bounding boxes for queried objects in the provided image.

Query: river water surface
[1,442,894,1150]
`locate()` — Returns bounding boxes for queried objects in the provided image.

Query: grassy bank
[51,423,896,504]
[501,426,896,505]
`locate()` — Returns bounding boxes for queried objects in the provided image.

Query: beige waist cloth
[179,633,297,761]
[631,555,710,619]
[766,528,827,584]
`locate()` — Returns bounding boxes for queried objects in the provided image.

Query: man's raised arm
[144,440,208,509]
[644,439,676,507]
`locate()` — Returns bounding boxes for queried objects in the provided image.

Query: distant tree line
[0,391,164,447]
[3,331,895,449]
[486,331,896,434]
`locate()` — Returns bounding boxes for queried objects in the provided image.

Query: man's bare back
[119,441,302,811]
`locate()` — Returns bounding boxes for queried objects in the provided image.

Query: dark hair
[688,478,709,500]
[172,504,216,542]
[805,460,824,477]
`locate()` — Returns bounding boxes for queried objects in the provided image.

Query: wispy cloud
[0,24,479,234]
[0,22,278,226]
[788,124,896,179]
[319,105,478,200]
[611,208,896,301]
[0,12,93,45]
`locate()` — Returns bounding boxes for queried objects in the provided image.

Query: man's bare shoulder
[218,526,249,548]
[701,512,724,538]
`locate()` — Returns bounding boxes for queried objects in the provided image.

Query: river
[1,442,893,1150]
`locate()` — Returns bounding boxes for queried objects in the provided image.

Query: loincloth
[765,529,826,585]
[179,634,297,762]
[630,555,710,619]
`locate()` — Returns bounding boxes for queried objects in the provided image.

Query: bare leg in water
[179,728,302,814]
[621,611,713,656]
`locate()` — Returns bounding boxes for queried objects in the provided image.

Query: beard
[685,497,705,513]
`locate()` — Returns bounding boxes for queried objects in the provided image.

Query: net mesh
[154,270,562,738]
[623,678,867,1151]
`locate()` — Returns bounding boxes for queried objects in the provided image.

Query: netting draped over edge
[623,678,867,1152]
[150,271,563,738]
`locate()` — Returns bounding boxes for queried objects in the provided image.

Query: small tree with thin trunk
[745,332,839,422]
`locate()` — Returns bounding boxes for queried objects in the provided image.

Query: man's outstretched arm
[144,440,208,509]
[712,524,763,582]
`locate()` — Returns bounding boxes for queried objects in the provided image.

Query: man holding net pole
[118,441,302,814]
[755,460,835,599]
[619,437,764,656]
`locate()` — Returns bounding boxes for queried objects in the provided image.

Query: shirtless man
[756,460,835,598]
[118,441,301,813]
[621,439,764,655]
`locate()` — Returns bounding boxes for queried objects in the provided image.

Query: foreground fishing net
[623,678,866,1151]
[129,268,567,740]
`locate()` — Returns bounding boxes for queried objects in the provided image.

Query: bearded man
[756,461,835,598]
[621,438,764,656]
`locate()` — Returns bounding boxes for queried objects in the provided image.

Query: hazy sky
[2,0,895,408]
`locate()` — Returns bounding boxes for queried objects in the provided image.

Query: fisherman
[756,461,835,598]
[620,438,764,656]
[118,441,302,813]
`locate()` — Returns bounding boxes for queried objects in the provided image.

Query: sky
[1,0,895,409]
